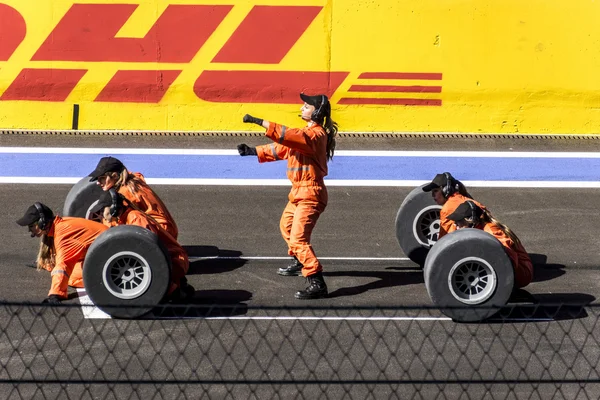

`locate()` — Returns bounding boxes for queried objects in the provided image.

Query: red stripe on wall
[95,70,182,103]
[33,4,232,62]
[0,4,26,61]
[1,68,87,101]
[349,85,442,93]
[194,71,349,103]
[338,97,442,106]
[358,72,442,80]
[212,6,322,64]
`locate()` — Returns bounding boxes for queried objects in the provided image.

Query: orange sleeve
[265,122,323,156]
[439,194,468,238]
[48,218,109,298]
[256,142,291,163]
[118,179,178,239]
[438,208,454,239]
[49,246,70,299]
[439,194,488,239]
[126,211,160,235]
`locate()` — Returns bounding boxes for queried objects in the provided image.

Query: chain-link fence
[1,302,599,399]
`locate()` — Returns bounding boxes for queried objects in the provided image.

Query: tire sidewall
[423,228,515,322]
[63,176,104,218]
[83,225,171,318]
[395,184,442,265]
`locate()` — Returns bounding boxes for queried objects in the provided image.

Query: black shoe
[179,277,195,298]
[162,287,183,303]
[181,283,195,299]
[278,257,303,276]
[295,272,328,299]
[163,284,195,304]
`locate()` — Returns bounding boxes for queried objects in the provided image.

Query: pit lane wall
[0,0,599,134]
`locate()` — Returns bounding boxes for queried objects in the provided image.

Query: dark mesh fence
[1,302,599,399]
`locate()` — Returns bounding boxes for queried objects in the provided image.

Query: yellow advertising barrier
[0,0,598,133]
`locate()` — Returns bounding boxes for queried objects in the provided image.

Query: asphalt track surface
[2,133,600,398]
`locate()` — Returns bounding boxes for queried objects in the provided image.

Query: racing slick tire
[63,176,104,221]
[83,225,171,319]
[423,228,515,322]
[395,184,443,266]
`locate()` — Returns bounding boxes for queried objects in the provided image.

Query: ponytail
[457,181,474,199]
[36,234,55,271]
[114,169,144,197]
[480,209,523,247]
[323,115,338,162]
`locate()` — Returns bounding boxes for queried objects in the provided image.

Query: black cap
[447,201,483,222]
[422,173,449,192]
[89,156,125,181]
[16,203,54,227]
[300,93,328,108]
[89,190,116,215]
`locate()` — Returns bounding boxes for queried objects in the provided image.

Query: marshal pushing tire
[82,225,171,319]
[63,176,104,221]
[395,184,442,266]
[423,228,515,322]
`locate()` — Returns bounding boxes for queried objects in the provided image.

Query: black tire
[423,229,515,322]
[83,225,171,319]
[63,176,104,221]
[395,184,443,266]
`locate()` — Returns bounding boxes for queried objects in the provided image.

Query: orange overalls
[114,208,189,295]
[118,172,179,239]
[46,216,109,298]
[256,121,328,277]
[439,193,487,239]
[482,222,533,288]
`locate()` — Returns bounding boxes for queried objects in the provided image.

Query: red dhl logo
[0,3,442,106]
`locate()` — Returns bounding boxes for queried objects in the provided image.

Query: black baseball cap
[16,203,54,226]
[447,201,483,222]
[89,156,125,181]
[300,93,328,108]
[89,190,116,215]
[422,173,450,192]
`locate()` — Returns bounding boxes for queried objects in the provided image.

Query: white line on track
[162,316,454,321]
[77,289,111,319]
[75,256,553,322]
[2,177,600,188]
[1,147,600,158]
[188,256,410,261]
[75,291,555,322]
[77,255,411,319]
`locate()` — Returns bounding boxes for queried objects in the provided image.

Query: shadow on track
[529,253,566,283]
[324,267,424,298]
[494,292,596,322]
[184,245,247,275]
[149,289,253,318]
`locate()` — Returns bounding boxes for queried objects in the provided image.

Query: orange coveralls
[114,208,189,294]
[256,122,328,277]
[482,222,533,288]
[46,216,109,298]
[439,193,487,239]
[118,172,179,240]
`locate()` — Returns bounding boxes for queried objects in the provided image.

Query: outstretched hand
[243,114,264,126]
[237,144,257,156]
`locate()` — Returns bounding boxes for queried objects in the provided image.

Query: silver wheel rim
[102,251,152,300]
[413,205,442,247]
[85,200,104,223]
[448,257,497,305]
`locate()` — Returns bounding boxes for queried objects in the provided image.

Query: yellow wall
[0,0,599,133]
